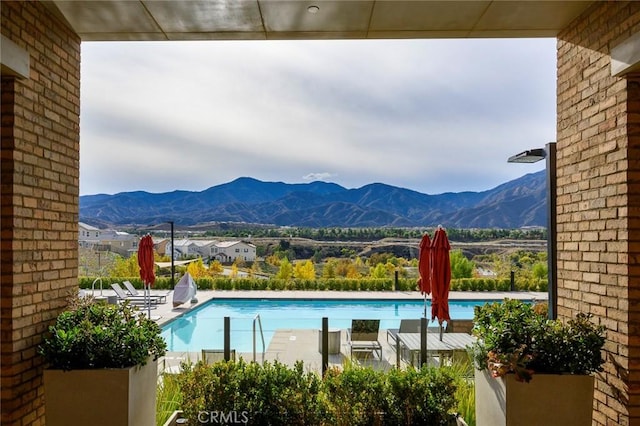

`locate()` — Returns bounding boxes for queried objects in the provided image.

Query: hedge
[79,276,546,293]
[175,359,459,425]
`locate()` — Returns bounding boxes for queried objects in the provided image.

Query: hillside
[80,171,546,229]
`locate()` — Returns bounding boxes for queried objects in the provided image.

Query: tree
[369,263,388,278]
[265,254,281,267]
[450,250,474,279]
[209,260,224,275]
[186,258,208,279]
[345,263,361,279]
[293,260,316,280]
[322,260,337,279]
[532,262,547,281]
[230,262,239,278]
[275,258,293,280]
[109,255,140,278]
[250,261,262,277]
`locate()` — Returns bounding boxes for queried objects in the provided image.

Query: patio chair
[445,319,474,334]
[347,319,382,359]
[123,280,169,304]
[386,319,442,345]
[201,349,236,364]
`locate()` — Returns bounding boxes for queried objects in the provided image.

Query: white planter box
[44,359,157,426]
[475,368,594,426]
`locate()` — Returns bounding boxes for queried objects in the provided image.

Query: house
[191,240,219,259]
[172,238,199,258]
[99,230,139,257]
[78,223,138,256]
[78,222,102,247]
[212,241,257,263]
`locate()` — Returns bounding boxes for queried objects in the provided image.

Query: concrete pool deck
[87,289,547,373]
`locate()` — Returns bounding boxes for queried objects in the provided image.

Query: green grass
[156,373,182,426]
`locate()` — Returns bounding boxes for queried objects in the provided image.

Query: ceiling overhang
[44,1,596,42]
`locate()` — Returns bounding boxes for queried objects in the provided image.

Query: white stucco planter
[44,359,157,426]
[475,368,595,426]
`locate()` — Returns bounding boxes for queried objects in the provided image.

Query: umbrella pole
[146,282,151,319]
[423,294,427,318]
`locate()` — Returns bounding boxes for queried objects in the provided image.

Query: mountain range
[79,171,546,229]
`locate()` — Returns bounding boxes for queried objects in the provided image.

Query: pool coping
[155,289,547,326]
[85,289,547,327]
[153,290,547,375]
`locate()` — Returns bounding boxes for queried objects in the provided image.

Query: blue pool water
[162,298,494,353]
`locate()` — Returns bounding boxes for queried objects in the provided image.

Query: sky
[79,38,554,196]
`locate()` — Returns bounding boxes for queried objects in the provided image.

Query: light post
[168,221,175,289]
[508,142,557,319]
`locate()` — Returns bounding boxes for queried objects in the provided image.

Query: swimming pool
[161,298,494,353]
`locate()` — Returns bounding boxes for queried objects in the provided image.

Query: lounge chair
[347,319,382,359]
[110,283,159,305]
[123,280,168,304]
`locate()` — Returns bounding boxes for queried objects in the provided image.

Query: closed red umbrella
[430,226,451,326]
[137,234,155,316]
[417,233,432,318]
[138,234,155,286]
[417,233,431,295]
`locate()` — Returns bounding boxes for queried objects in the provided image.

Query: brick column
[557,2,640,424]
[1,2,80,425]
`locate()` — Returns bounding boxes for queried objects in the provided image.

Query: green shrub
[385,366,458,425]
[269,279,287,290]
[501,278,513,291]
[39,297,166,370]
[322,364,388,425]
[81,275,530,294]
[472,299,606,382]
[197,277,214,290]
[178,360,322,425]
[156,373,182,426]
[175,359,462,425]
[447,357,475,426]
[487,279,497,291]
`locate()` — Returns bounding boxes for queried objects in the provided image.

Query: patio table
[395,332,476,368]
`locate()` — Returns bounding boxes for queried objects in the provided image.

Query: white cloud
[303,172,337,182]
[80,38,555,196]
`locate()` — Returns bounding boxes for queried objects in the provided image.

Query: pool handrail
[253,314,265,363]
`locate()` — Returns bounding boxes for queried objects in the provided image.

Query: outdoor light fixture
[507,148,546,164]
[307,5,319,14]
[508,143,557,319]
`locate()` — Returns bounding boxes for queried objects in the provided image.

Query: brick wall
[1,2,80,425]
[557,2,640,424]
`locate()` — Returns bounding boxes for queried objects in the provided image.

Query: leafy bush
[179,360,322,425]
[175,360,460,425]
[322,365,387,425]
[385,366,458,425]
[472,299,605,382]
[39,297,166,370]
